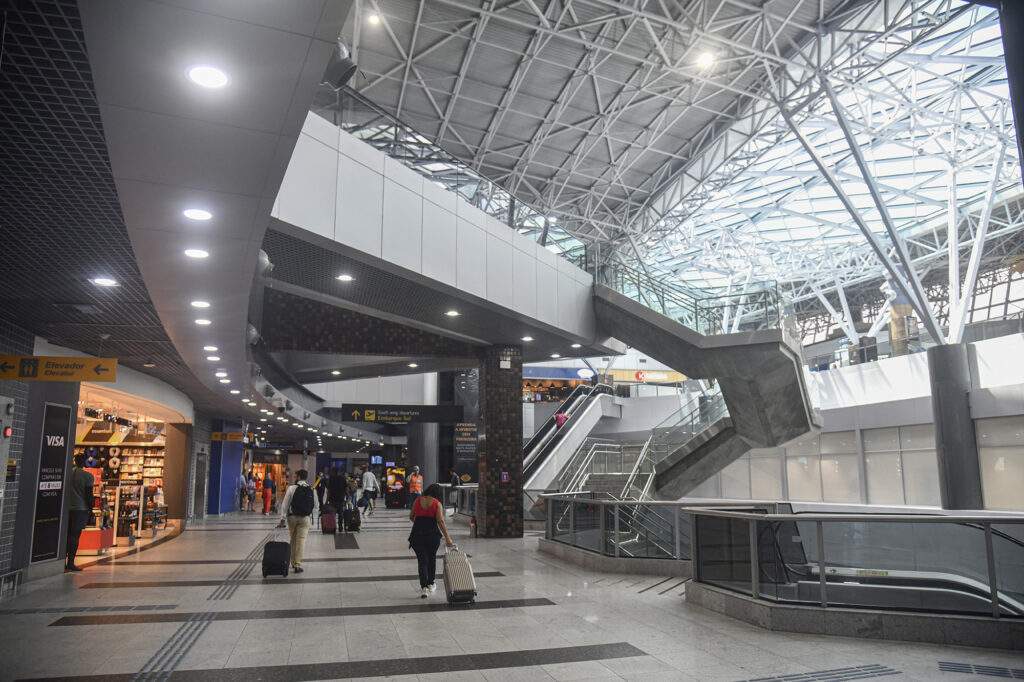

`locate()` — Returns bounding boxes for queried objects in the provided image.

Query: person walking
[408,483,454,597]
[245,474,257,511]
[361,466,379,516]
[407,466,423,509]
[449,469,461,513]
[553,411,570,428]
[65,453,94,573]
[262,474,276,515]
[279,469,318,573]
[346,471,359,508]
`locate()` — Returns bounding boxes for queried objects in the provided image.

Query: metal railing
[648,390,729,464]
[541,494,1024,619]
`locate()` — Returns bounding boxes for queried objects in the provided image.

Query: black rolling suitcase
[262,541,289,577]
[343,502,361,533]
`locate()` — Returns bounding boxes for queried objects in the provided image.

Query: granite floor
[0,509,1020,681]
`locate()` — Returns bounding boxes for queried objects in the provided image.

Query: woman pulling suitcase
[407,483,454,597]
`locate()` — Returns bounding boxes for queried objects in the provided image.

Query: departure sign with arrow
[341,404,463,424]
[0,356,118,383]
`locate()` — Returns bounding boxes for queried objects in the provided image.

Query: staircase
[582,473,634,499]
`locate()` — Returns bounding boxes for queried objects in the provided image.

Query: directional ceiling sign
[342,404,464,424]
[0,356,117,382]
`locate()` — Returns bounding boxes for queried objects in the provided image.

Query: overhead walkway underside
[593,284,817,498]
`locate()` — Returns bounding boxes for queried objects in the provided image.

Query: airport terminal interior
[0,0,1023,679]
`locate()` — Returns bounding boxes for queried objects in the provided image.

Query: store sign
[0,355,117,383]
[609,369,685,383]
[211,432,245,442]
[342,404,463,424]
[252,451,287,464]
[31,403,72,563]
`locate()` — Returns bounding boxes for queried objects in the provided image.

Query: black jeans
[66,510,90,568]
[411,536,441,588]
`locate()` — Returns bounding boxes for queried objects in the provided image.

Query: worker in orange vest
[408,466,423,509]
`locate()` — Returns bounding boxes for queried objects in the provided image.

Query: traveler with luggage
[407,483,454,597]
[407,466,423,509]
[278,469,319,573]
[361,467,379,516]
[346,471,359,508]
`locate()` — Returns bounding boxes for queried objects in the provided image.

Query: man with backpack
[278,469,319,573]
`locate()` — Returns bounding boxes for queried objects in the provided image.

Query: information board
[31,403,72,563]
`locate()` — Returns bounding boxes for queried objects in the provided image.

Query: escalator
[523,384,613,487]
[590,260,818,498]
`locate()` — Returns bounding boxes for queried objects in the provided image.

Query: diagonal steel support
[949,144,1007,344]
[867,299,892,338]
[776,98,943,344]
[820,77,943,343]
[811,283,857,344]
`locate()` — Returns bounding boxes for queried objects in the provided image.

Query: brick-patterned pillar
[476,345,523,538]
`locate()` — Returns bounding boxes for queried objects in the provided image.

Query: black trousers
[66,510,90,568]
[411,536,441,588]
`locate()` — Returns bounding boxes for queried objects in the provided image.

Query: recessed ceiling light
[219,378,230,384]
[143,361,156,368]
[203,345,218,352]
[183,208,212,221]
[207,355,220,362]
[336,274,354,282]
[571,343,582,349]
[191,300,210,308]
[368,13,380,24]
[185,249,209,259]
[697,52,714,68]
[331,370,341,376]
[521,336,534,342]
[445,310,460,317]
[241,398,249,403]
[90,277,118,287]
[230,389,240,394]
[408,363,418,368]
[551,354,561,358]
[260,418,267,422]
[195,319,212,325]
[215,371,227,378]
[187,65,229,89]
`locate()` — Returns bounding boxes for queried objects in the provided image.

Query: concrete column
[477,345,523,538]
[889,303,914,357]
[928,343,984,509]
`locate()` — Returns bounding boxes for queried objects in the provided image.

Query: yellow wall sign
[0,356,117,382]
[211,432,245,442]
[608,368,687,383]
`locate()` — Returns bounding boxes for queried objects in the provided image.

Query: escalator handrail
[523,385,611,480]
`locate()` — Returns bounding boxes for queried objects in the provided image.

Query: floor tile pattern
[736,663,901,681]
[939,661,1024,678]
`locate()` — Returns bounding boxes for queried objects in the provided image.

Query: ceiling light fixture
[367,13,380,24]
[90,277,118,287]
[331,370,341,376]
[143,361,156,368]
[697,52,714,68]
[184,249,209,259]
[203,345,218,352]
[551,354,561,358]
[207,355,220,361]
[230,389,240,394]
[408,363,418,368]
[219,378,230,384]
[215,371,227,378]
[445,310,459,317]
[187,65,229,89]
[571,343,582,349]
[521,336,533,342]
[191,300,210,308]
[336,274,354,282]
[183,208,212,221]
[195,319,212,326]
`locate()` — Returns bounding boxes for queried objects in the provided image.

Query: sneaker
[294,566,304,574]
[427,584,437,592]
[65,565,83,573]
[420,587,429,598]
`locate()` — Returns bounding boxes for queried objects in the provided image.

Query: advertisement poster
[31,403,72,563]
[454,422,478,483]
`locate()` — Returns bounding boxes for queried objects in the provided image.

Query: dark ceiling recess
[0,1,226,412]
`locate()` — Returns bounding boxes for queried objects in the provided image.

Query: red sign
[635,371,645,381]
[501,471,509,483]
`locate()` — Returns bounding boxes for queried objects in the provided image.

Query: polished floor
[0,509,1020,681]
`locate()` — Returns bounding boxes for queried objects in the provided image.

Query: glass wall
[977,415,1024,511]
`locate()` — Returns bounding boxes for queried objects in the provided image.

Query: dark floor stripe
[182,528,276,532]
[19,641,642,681]
[637,577,673,594]
[49,597,555,626]
[92,555,449,566]
[657,579,686,595]
[79,571,503,589]
[334,533,359,549]
[0,604,177,615]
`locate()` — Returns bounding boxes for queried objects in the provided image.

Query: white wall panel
[384,155,424,193]
[422,178,458,213]
[381,179,423,273]
[276,133,336,240]
[456,219,487,297]
[972,333,1024,389]
[421,201,457,286]
[513,248,537,318]
[556,271,577,332]
[303,112,339,148]
[486,234,514,308]
[335,154,382,257]
[486,215,513,243]
[380,376,402,403]
[455,196,484,227]
[536,264,558,325]
[336,123,384,173]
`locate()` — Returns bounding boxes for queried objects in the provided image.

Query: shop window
[750,450,783,500]
[720,457,751,499]
[899,423,935,450]
[862,426,899,452]
[820,431,856,455]
[820,454,860,503]
[785,432,819,456]
[976,415,1024,447]
[786,454,822,502]
[902,450,941,507]
[865,452,904,505]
